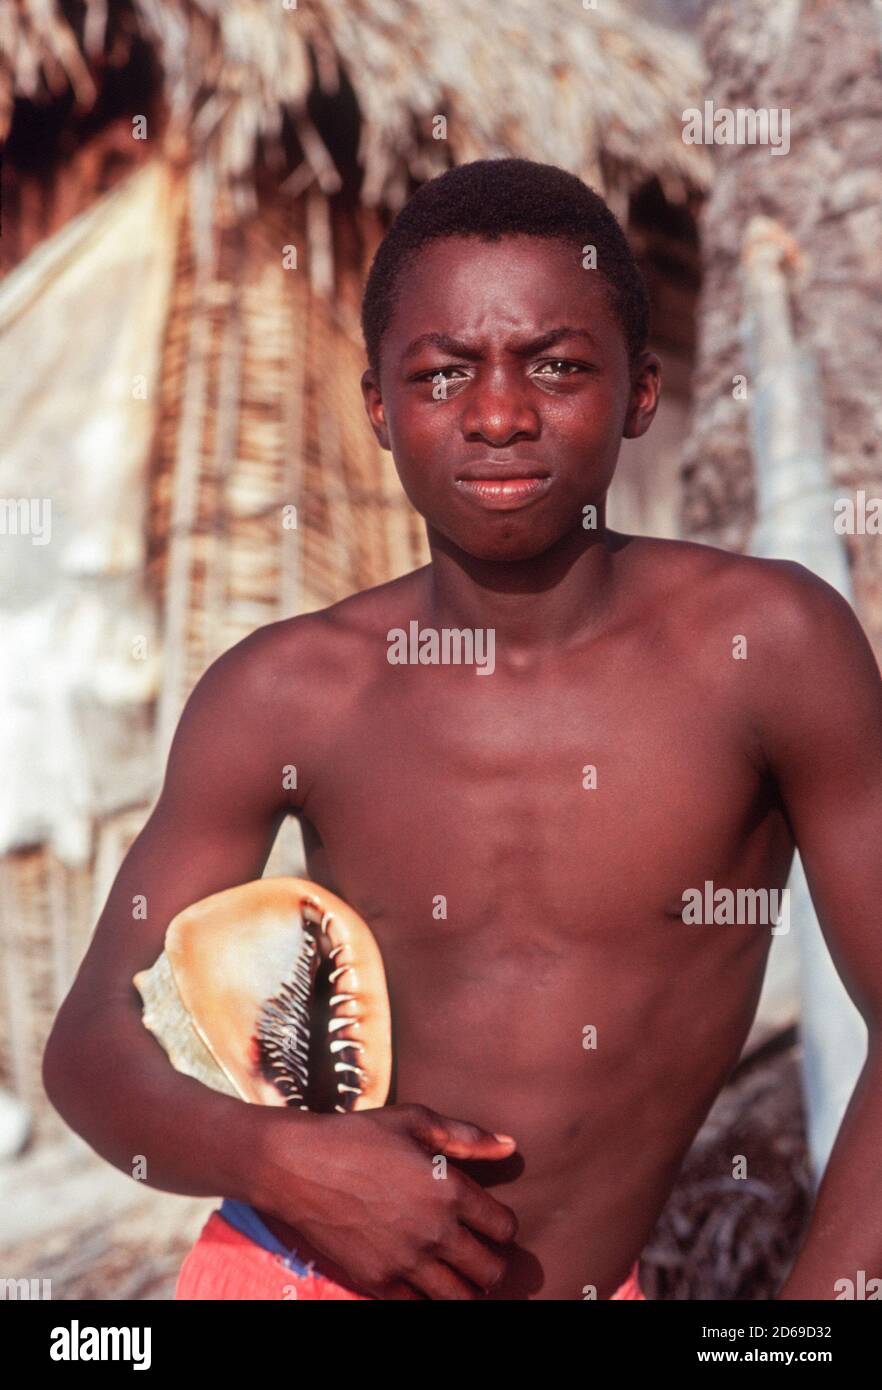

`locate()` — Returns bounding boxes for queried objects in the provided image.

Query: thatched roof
[2,0,711,217]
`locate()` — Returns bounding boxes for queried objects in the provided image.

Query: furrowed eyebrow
[401,332,481,362]
[512,326,599,355]
[401,325,599,363]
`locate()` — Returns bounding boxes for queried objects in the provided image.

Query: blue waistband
[218,1198,314,1278]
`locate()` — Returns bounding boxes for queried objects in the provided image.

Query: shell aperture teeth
[255,908,368,1110]
[328,1015,360,1033]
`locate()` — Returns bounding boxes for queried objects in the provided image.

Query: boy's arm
[749,562,882,1299]
[43,622,306,1200]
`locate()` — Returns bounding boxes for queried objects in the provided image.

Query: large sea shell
[133,877,392,1111]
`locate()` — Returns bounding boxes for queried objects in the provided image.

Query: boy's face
[361,234,660,563]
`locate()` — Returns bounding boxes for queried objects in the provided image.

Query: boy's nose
[461,384,540,447]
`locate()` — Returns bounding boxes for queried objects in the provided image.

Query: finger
[409,1259,483,1301]
[440,1227,507,1294]
[408,1110,517,1160]
[381,1279,425,1300]
[455,1175,519,1245]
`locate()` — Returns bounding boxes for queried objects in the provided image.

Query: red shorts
[175,1211,646,1300]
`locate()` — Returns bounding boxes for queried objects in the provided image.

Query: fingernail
[493,1133,516,1144]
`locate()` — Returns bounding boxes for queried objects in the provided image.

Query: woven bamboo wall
[148,175,429,736]
[0,811,146,1141]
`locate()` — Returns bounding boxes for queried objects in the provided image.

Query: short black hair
[360,157,649,377]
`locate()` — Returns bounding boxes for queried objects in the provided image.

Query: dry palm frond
[2,0,711,213]
[642,1038,812,1300]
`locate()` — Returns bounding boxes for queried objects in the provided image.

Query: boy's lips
[454,463,552,510]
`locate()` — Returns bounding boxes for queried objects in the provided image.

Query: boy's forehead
[388,233,617,345]
[399,232,582,297]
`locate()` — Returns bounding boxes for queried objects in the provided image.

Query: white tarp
[0,160,180,864]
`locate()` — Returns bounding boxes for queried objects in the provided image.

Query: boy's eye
[532,359,586,376]
[416,366,467,382]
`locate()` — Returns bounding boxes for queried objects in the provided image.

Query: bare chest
[298,660,791,946]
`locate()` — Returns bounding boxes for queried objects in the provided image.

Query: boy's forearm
[43,996,292,1206]
[777,1046,882,1299]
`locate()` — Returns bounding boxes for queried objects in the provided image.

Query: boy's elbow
[42,1002,86,1118]
[42,1017,70,1114]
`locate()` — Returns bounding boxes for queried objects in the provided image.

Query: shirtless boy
[44,158,882,1301]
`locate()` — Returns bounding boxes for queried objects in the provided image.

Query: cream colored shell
[133,877,392,1110]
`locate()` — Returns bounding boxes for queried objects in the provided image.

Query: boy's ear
[623,351,662,440]
[361,369,391,451]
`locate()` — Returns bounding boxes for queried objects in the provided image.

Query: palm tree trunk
[741,215,867,1185]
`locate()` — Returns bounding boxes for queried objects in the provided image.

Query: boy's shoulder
[280,567,429,648]
[622,533,853,647]
[221,568,429,688]
[618,537,875,738]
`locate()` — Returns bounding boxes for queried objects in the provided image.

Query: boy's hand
[257,1103,518,1299]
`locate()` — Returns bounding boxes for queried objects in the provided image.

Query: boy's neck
[423,520,627,665]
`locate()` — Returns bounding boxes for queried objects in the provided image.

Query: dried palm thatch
[1,0,711,222]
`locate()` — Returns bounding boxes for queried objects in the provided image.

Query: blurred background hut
[0,0,877,1300]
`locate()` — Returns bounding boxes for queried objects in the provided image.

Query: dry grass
[642,1034,812,1299]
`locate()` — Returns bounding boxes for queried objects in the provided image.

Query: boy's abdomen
[379,915,771,1297]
